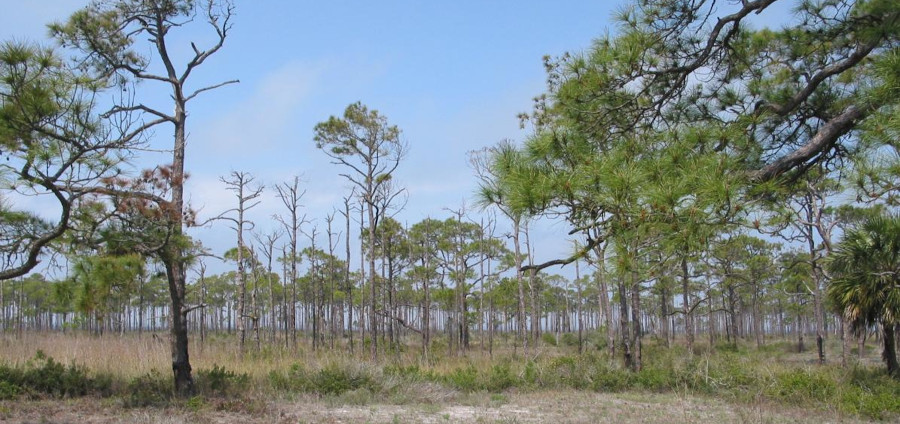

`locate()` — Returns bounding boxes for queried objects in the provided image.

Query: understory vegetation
[1,334,898,421]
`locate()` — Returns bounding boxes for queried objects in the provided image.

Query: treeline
[1,210,863,363]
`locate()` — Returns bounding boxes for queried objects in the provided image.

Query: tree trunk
[883,323,899,377]
[618,276,632,369]
[681,255,694,354]
[164,256,193,396]
[367,200,378,360]
[630,267,642,372]
[513,219,527,355]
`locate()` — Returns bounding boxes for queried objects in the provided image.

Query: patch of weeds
[308,364,376,396]
[489,393,508,405]
[541,333,558,347]
[765,368,836,403]
[560,333,579,347]
[590,366,629,392]
[185,395,206,411]
[0,351,112,399]
[331,387,376,405]
[124,369,172,407]
[195,364,248,397]
[383,364,422,380]
[633,367,676,392]
[445,365,479,392]
[485,362,517,392]
[522,361,538,386]
[837,367,900,420]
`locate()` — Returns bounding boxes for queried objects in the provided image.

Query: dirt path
[1,391,873,423]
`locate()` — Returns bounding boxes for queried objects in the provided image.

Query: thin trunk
[513,218,527,356]
[576,259,583,353]
[681,255,694,354]
[344,197,354,354]
[618,269,633,369]
[630,267,642,372]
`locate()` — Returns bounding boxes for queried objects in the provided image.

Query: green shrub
[590,367,629,392]
[0,381,21,400]
[383,364,422,380]
[196,364,248,397]
[271,363,377,396]
[485,363,516,392]
[124,370,172,407]
[445,366,479,392]
[838,367,900,420]
[561,333,579,347]
[308,365,376,395]
[541,333,558,347]
[766,369,836,403]
[633,367,675,392]
[522,361,538,386]
[0,351,112,399]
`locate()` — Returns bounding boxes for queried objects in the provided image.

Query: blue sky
[1,1,798,279]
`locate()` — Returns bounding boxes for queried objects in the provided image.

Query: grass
[0,332,898,421]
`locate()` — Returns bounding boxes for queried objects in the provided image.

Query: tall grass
[1,332,898,420]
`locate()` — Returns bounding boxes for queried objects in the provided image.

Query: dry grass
[0,331,598,380]
[0,389,875,423]
[0,332,894,423]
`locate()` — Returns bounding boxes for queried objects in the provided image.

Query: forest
[1,0,900,422]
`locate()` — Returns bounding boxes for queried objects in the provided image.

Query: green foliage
[195,364,249,397]
[560,332,579,347]
[0,351,112,399]
[268,363,376,396]
[309,365,375,396]
[540,332,558,347]
[444,365,479,392]
[124,369,172,407]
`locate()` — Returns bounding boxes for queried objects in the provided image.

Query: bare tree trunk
[618,275,632,369]
[342,196,354,354]
[513,218,527,356]
[525,222,539,347]
[576,258,583,354]
[682,255,694,354]
[630,267,642,372]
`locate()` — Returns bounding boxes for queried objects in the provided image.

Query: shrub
[308,365,375,395]
[485,363,517,392]
[270,363,377,396]
[561,333,579,347]
[124,370,172,407]
[196,364,248,397]
[541,333,558,347]
[766,369,836,403]
[445,366,479,392]
[0,381,21,400]
[0,351,112,399]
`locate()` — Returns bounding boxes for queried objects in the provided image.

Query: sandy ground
[0,390,876,424]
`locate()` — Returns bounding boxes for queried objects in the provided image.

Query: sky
[0,1,799,280]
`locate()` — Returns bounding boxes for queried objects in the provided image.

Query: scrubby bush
[541,333,558,347]
[0,351,112,399]
[195,364,249,397]
[269,362,377,396]
[560,332,579,347]
[124,370,171,407]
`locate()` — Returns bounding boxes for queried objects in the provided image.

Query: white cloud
[193,60,324,154]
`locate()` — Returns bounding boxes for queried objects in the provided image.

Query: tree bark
[883,323,899,378]
[681,255,694,354]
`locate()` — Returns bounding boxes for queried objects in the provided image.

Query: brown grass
[0,389,874,423]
